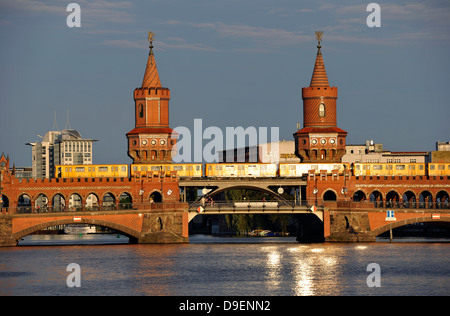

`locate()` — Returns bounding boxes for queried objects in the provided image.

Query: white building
[27,129,97,179]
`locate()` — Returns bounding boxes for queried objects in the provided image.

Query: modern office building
[26,129,97,179]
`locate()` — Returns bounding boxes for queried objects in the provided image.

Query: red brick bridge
[1,168,449,245]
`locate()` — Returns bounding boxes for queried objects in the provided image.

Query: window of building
[319,103,325,117]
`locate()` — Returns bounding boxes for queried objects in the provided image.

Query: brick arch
[12,218,140,242]
[371,217,450,237]
[322,188,338,201]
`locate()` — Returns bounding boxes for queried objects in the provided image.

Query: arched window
[138,104,144,118]
[319,103,325,117]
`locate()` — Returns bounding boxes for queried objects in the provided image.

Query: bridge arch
[371,217,450,237]
[11,218,141,243]
[204,185,289,203]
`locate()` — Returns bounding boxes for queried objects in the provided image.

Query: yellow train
[56,164,129,178]
[279,163,349,177]
[130,164,203,178]
[55,162,450,179]
[428,163,450,176]
[352,163,426,177]
[205,163,278,178]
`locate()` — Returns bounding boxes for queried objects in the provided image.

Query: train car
[56,164,129,178]
[428,163,450,176]
[130,164,203,178]
[205,163,278,178]
[352,163,426,177]
[279,163,349,177]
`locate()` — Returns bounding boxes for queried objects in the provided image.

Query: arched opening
[18,194,32,213]
[86,193,99,211]
[34,194,49,213]
[323,190,337,201]
[1,194,9,209]
[386,191,400,208]
[119,192,132,209]
[373,218,450,240]
[419,191,433,209]
[150,191,162,203]
[402,191,416,209]
[69,193,82,212]
[436,190,449,209]
[14,219,142,245]
[352,190,366,202]
[52,194,66,212]
[369,190,383,208]
[102,193,116,210]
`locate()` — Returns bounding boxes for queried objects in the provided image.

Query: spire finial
[315,31,323,49]
[148,31,155,54]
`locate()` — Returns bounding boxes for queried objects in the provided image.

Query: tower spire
[309,31,330,87]
[142,31,161,89]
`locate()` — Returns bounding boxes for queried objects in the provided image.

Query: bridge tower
[127,32,177,164]
[294,32,347,163]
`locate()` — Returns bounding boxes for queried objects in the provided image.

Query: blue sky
[0,0,449,166]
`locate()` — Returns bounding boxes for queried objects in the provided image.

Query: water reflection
[292,246,341,296]
[2,235,450,295]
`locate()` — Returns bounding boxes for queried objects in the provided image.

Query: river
[0,234,449,296]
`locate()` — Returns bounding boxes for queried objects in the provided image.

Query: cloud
[0,0,135,24]
[99,39,146,49]
[190,21,310,46]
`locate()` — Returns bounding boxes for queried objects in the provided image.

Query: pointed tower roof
[309,31,330,87]
[142,31,162,89]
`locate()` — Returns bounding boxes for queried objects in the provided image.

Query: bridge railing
[0,202,184,215]
[188,199,314,210]
[326,200,450,211]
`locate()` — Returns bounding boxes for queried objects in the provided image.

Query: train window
[75,167,85,172]
[419,165,424,170]
[396,165,405,170]
[208,165,212,171]
[98,167,108,172]
[65,167,69,172]
[151,166,160,171]
[238,165,245,170]
[364,165,370,170]
[289,165,296,170]
[216,166,222,170]
[373,165,383,170]
[121,166,127,172]
[409,165,415,170]
[438,165,445,170]
[196,166,201,171]
[248,165,257,168]
[133,166,138,171]
[173,166,183,171]
[355,165,360,170]
[430,165,435,170]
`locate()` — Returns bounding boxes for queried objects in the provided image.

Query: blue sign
[386,210,396,221]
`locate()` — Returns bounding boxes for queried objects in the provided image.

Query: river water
[0,234,449,296]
